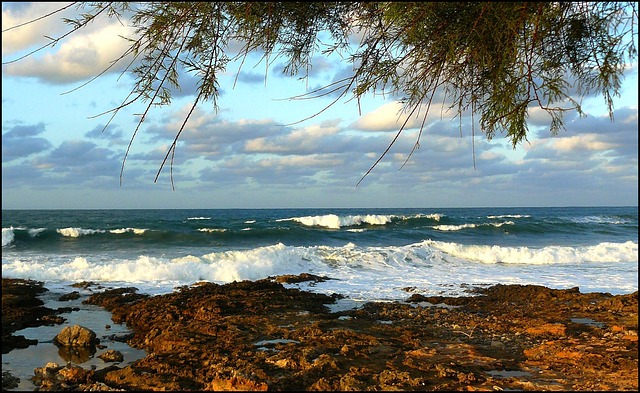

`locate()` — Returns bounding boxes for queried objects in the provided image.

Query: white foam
[2,240,637,299]
[57,227,105,237]
[432,221,514,231]
[198,228,227,233]
[278,213,443,229]
[432,223,478,231]
[2,227,15,247]
[291,214,393,229]
[413,213,445,221]
[109,228,147,235]
[28,228,46,237]
[423,240,638,264]
[200,243,311,282]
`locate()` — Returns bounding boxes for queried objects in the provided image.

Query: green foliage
[4,2,637,185]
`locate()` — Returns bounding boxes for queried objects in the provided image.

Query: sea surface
[2,206,638,300]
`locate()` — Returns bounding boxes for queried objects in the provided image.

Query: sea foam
[290,214,393,229]
[2,239,637,299]
[110,228,147,235]
[432,221,514,231]
[423,240,638,264]
[57,227,105,237]
[2,227,15,247]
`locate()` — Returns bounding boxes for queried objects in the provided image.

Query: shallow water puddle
[570,317,605,328]
[2,287,146,392]
[486,369,531,378]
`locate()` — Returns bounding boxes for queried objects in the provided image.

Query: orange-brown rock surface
[2,277,638,391]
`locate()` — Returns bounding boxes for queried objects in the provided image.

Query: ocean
[2,206,638,301]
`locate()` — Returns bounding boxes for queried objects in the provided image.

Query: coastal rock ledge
[2,277,638,391]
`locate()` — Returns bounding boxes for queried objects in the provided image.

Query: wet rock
[2,371,20,390]
[5,277,638,391]
[98,349,124,363]
[54,324,100,347]
[31,363,122,391]
[31,362,64,388]
[59,291,81,301]
[270,273,331,284]
[2,278,65,353]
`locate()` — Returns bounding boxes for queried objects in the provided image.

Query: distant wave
[282,213,443,229]
[3,226,149,246]
[187,217,211,220]
[29,228,46,237]
[487,215,530,219]
[564,216,634,225]
[109,228,147,235]
[404,213,444,221]
[293,214,393,229]
[432,221,514,231]
[198,228,227,233]
[58,227,148,237]
[57,227,105,237]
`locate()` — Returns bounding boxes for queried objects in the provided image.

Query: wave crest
[110,228,147,235]
[57,227,105,237]
[291,214,393,229]
[423,240,638,264]
[432,221,514,231]
[2,227,15,247]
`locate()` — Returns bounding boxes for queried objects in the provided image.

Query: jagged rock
[59,291,81,301]
[3,277,638,391]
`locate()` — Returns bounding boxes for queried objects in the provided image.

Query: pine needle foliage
[3,2,637,186]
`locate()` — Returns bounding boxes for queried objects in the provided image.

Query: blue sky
[2,2,638,209]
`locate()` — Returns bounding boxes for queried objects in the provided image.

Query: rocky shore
[2,276,638,391]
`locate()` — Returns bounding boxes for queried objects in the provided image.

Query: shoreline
[2,277,638,391]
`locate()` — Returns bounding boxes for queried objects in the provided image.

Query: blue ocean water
[2,206,638,300]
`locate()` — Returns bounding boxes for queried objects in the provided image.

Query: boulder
[54,325,99,347]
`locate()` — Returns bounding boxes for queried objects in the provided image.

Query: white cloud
[244,121,340,154]
[2,2,77,55]
[3,7,136,84]
[352,101,456,132]
[255,154,343,169]
[548,134,618,152]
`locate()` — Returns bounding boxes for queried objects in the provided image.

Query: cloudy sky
[2,2,638,209]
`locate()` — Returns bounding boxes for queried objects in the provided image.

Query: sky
[2,2,638,209]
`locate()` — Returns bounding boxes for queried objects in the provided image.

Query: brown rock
[525,323,567,336]
[207,375,269,391]
[57,365,91,384]
[2,278,65,353]
[98,349,124,363]
[4,277,638,391]
[54,324,99,347]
